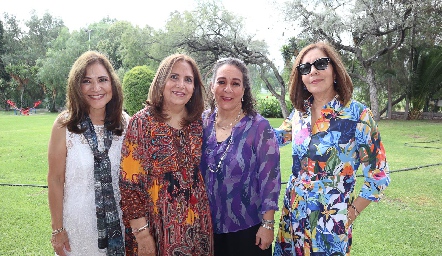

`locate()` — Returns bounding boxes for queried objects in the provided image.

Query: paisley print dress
[119,106,213,256]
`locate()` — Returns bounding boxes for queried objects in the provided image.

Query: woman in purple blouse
[200,57,281,255]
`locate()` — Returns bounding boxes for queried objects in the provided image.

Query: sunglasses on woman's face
[297,57,331,75]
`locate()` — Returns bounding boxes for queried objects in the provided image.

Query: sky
[1,0,296,68]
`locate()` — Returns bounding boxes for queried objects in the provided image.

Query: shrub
[257,96,293,118]
[122,66,155,115]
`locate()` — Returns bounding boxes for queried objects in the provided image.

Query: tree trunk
[387,82,392,119]
[258,63,290,118]
[387,29,392,119]
[366,68,380,121]
[404,96,410,120]
[276,96,289,118]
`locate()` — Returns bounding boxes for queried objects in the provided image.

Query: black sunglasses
[297,57,331,75]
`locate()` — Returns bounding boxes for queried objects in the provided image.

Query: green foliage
[122,65,154,115]
[37,27,77,112]
[410,46,442,118]
[257,96,293,118]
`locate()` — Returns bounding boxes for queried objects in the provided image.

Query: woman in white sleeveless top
[47,51,129,255]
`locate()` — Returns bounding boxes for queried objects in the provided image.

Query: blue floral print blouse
[273,97,390,256]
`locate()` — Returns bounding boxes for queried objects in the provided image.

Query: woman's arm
[347,197,371,226]
[255,210,276,250]
[130,217,156,256]
[255,117,281,250]
[356,108,391,201]
[47,118,70,255]
[273,111,294,147]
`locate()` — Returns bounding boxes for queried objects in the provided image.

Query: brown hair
[146,53,205,126]
[289,41,353,112]
[61,51,124,135]
[208,57,257,116]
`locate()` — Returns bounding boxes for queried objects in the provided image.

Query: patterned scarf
[81,115,125,255]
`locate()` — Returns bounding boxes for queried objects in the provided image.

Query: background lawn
[0,111,441,255]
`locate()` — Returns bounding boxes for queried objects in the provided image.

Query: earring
[241,97,244,102]
[303,84,307,90]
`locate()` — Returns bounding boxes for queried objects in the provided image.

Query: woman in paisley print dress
[119,53,213,256]
[273,42,391,256]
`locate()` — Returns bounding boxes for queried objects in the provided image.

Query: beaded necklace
[209,109,242,173]
[215,108,242,130]
[208,134,233,173]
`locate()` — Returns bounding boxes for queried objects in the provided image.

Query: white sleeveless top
[61,114,129,255]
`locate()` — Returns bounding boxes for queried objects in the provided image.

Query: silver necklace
[208,134,233,173]
[215,109,242,130]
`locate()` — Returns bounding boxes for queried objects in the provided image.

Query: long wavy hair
[146,53,205,126]
[61,51,124,135]
[289,41,353,112]
[207,57,257,116]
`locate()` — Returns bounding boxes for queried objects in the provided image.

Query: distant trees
[155,1,291,117]
[1,12,64,110]
[281,0,441,120]
[409,47,442,119]
[0,0,440,118]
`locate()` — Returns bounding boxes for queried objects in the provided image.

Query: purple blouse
[200,110,281,234]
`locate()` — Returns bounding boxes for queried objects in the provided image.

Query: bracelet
[51,227,65,236]
[261,219,275,225]
[349,203,360,216]
[261,222,274,230]
[132,222,149,234]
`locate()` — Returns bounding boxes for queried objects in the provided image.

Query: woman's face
[81,62,113,112]
[211,64,244,112]
[300,48,336,98]
[162,60,195,110]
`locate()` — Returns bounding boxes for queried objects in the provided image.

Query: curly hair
[145,53,206,126]
[207,57,257,116]
[61,51,124,135]
[289,41,353,112]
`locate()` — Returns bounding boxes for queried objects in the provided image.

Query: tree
[408,46,442,119]
[0,20,12,109]
[5,63,38,108]
[156,1,292,117]
[1,11,65,110]
[119,24,158,70]
[37,27,80,112]
[283,0,413,120]
[25,10,65,66]
[122,65,155,115]
[96,20,133,70]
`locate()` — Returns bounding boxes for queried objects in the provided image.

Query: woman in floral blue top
[273,42,390,256]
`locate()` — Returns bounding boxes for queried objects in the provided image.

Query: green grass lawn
[1,111,441,255]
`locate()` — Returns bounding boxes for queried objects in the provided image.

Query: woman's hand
[255,226,274,250]
[51,231,71,256]
[134,229,156,256]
